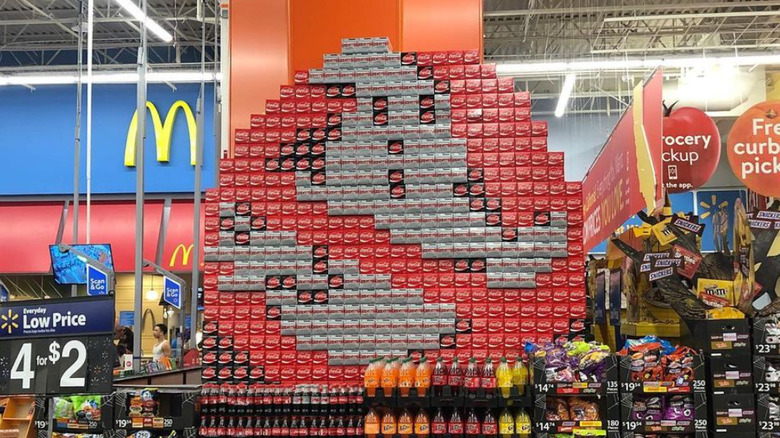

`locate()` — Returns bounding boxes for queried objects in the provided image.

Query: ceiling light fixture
[555,73,576,118]
[114,0,174,42]
[496,53,780,75]
[0,71,218,86]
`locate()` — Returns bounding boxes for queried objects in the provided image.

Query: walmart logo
[0,309,19,334]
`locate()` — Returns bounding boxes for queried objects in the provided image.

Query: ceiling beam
[484,1,780,17]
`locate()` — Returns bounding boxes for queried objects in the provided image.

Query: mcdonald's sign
[170,244,194,268]
[124,100,197,167]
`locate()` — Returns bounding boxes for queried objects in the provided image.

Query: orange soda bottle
[364,408,380,438]
[398,358,416,397]
[415,357,432,396]
[381,357,400,395]
[414,409,430,435]
[364,358,382,397]
[398,409,413,435]
[381,410,397,435]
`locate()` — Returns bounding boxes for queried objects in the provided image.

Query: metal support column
[132,0,148,372]
[190,0,206,350]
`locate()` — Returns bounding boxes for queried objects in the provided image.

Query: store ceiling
[1,0,778,113]
[484,0,780,61]
[0,0,215,69]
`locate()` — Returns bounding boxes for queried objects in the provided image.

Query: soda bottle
[465,409,480,435]
[364,409,380,438]
[364,358,381,397]
[448,357,464,392]
[415,357,432,397]
[398,409,414,435]
[512,356,529,396]
[481,358,496,390]
[432,357,447,396]
[381,410,397,435]
[482,410,498,435]
[414,409,430,435]
[464,358,480,393]
[355,414,364,437]
[515,409,531,437]
[431,408,447,436]
[496,357,513,398]
[448,409,464,435]
[381,358,399,395]
[398,358,416,397]
[498,409,514,437]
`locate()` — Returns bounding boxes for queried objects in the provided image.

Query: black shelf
[364,386,532,410]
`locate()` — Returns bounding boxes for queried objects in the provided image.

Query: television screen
[49,244,114,285]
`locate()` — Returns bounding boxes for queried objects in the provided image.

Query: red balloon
[662,106,721,193]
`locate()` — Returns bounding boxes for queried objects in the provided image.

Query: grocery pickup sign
[582,70,664,252]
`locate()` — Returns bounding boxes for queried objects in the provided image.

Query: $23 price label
[0,336,113,395]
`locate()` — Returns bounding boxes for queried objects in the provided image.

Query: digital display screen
[49,244,114,285]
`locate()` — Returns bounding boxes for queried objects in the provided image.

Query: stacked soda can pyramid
[203,37,586,386]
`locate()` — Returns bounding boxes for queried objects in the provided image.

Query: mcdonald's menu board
[0,295,115,395]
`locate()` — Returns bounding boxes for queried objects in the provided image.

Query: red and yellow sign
[727,101,780,198]
[582,70,664,252]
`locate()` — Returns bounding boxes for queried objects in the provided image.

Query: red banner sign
[582,70,664,252]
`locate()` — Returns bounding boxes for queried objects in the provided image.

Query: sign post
[0,295,115,395]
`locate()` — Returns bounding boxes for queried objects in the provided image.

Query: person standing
[152,323,172,362]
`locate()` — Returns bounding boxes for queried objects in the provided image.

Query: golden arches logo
[124,100,197,167]
[170,244,194,267]
[0,309,19,334]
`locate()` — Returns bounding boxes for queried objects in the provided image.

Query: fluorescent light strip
[496,53,780,75]
[0,71,218,86]
[554,74,576,118]
[114,0,174,42]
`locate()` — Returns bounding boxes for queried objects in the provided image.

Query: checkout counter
[113,349,201,386]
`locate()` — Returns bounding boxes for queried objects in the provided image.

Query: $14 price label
[0,336,111,395]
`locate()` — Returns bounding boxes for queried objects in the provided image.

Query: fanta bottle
[415,357,432,396]
[414,409,430,435]
[364,358,381,397]
[496,357,513,398]
[381,358,399,395]
[512,356,529,396]
[498,409,515,437]
[398,409,413,435]
[381,410,397,435]
[364,408,380,438]
[398,358,416,397]
[515,409,531,436]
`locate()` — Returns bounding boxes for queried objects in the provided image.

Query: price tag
[644,384,668,393]
[0,296,114,395]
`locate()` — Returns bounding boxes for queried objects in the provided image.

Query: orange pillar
[228,0,483,155]
[229,0,291,150]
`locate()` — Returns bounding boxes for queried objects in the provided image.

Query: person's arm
[162,340,172,358]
